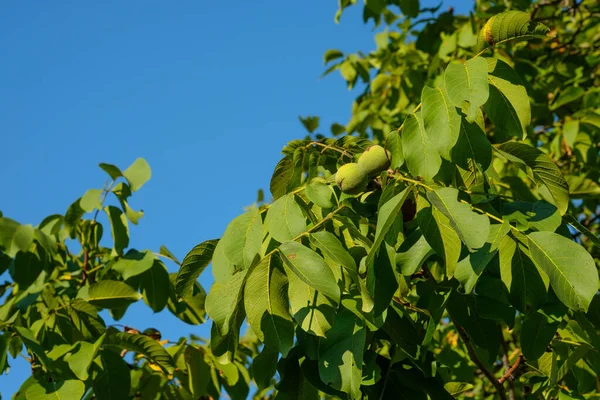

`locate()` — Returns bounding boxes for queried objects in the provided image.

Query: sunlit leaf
[527,232,597,312]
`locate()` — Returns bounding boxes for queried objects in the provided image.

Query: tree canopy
[1,0,599,399]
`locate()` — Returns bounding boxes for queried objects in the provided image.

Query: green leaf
[287,268,335,337]
[427,187,491,250]
[80,188,104,212]
[211,238,236,283]
[421,86,461,160]
[244,254,293,357]
[318,310,366,399]
[366,244,399,317]
[0,217,20,256]
[141,261,170,313]
[252,346,279,390]
[399,0,419,18]
[13,327,52,370]
[305,178,335,209]
[99,162,123,181]
[25,380,85,400]
[401,112,441,181]
[86,280,141,309]
[279,241,340,305]
[11,251,43,288]
[310,231,357,277]
[275,350,319,400]
[221,208,264,269]
[167,273,207,325]
[175,239,218,296]
[0,334,8,374]
[483,58,530,140]
[111,182,144,225]
[527,231,598,312]
[395,228,434,276]
[445,57,489,122]
[64,334,105,381]
[185,346,211,397]
[323,49,343,64]
[299,116,320,133]
[270,156,301,200]
[385,130,404,169]
[370,74,390,94]
[365,187,413,270]
[104,332,174,373]
[210,308,245,364]
[93,349,131,400]
[454,223,510,293]
[521,311,559,360]
[159,245,180,265]
[566,175,600,199]
[266,194,307,243]
[123,158,151,192]
[497,142,570,215]
[12,224,34,255]
[552,86,585,111]
[477,11,549,51]
[104,205,129,255]
[499,235,548,312]
[417,195,461,277]
[66,300,107,340]
[446,293,499,365]
[450,115,492,172]
[112,250,154,280]
[64,199,85,239]
[502,201,561,232]
[205,269,248,336]
[563,214,600,249]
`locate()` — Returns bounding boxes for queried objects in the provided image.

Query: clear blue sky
[0,0,470,395]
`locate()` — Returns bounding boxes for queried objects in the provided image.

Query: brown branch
[451,318,507,400]
[499,355,524,385]
[499,327,516,400]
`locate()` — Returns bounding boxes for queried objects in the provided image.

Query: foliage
[0,159,261,399]
[1,0,599,399]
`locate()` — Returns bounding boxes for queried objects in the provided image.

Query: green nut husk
[357,145,391,177]
[335,163,368,195]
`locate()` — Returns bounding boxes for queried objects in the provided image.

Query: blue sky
[0,0,470,395]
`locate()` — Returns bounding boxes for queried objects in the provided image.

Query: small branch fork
[499,354,523,385]
[451,318,508,400]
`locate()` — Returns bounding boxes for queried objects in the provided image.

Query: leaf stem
[307,141,353,159]
[292,205,348,242]
[395,103,422,132]
[392,172,433,191]
[451,317,508,400]
[81,248,89,286]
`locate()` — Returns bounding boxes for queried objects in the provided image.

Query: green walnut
[335,163,368,195]
[358,145,391,177]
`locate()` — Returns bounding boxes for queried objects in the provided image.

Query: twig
[499,327,516,400]
[451,318,508,400]
[499,355,523,385]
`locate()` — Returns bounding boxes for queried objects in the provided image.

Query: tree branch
[499,326,516,400]
[451,318,507,400]
[499,354,524,385]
